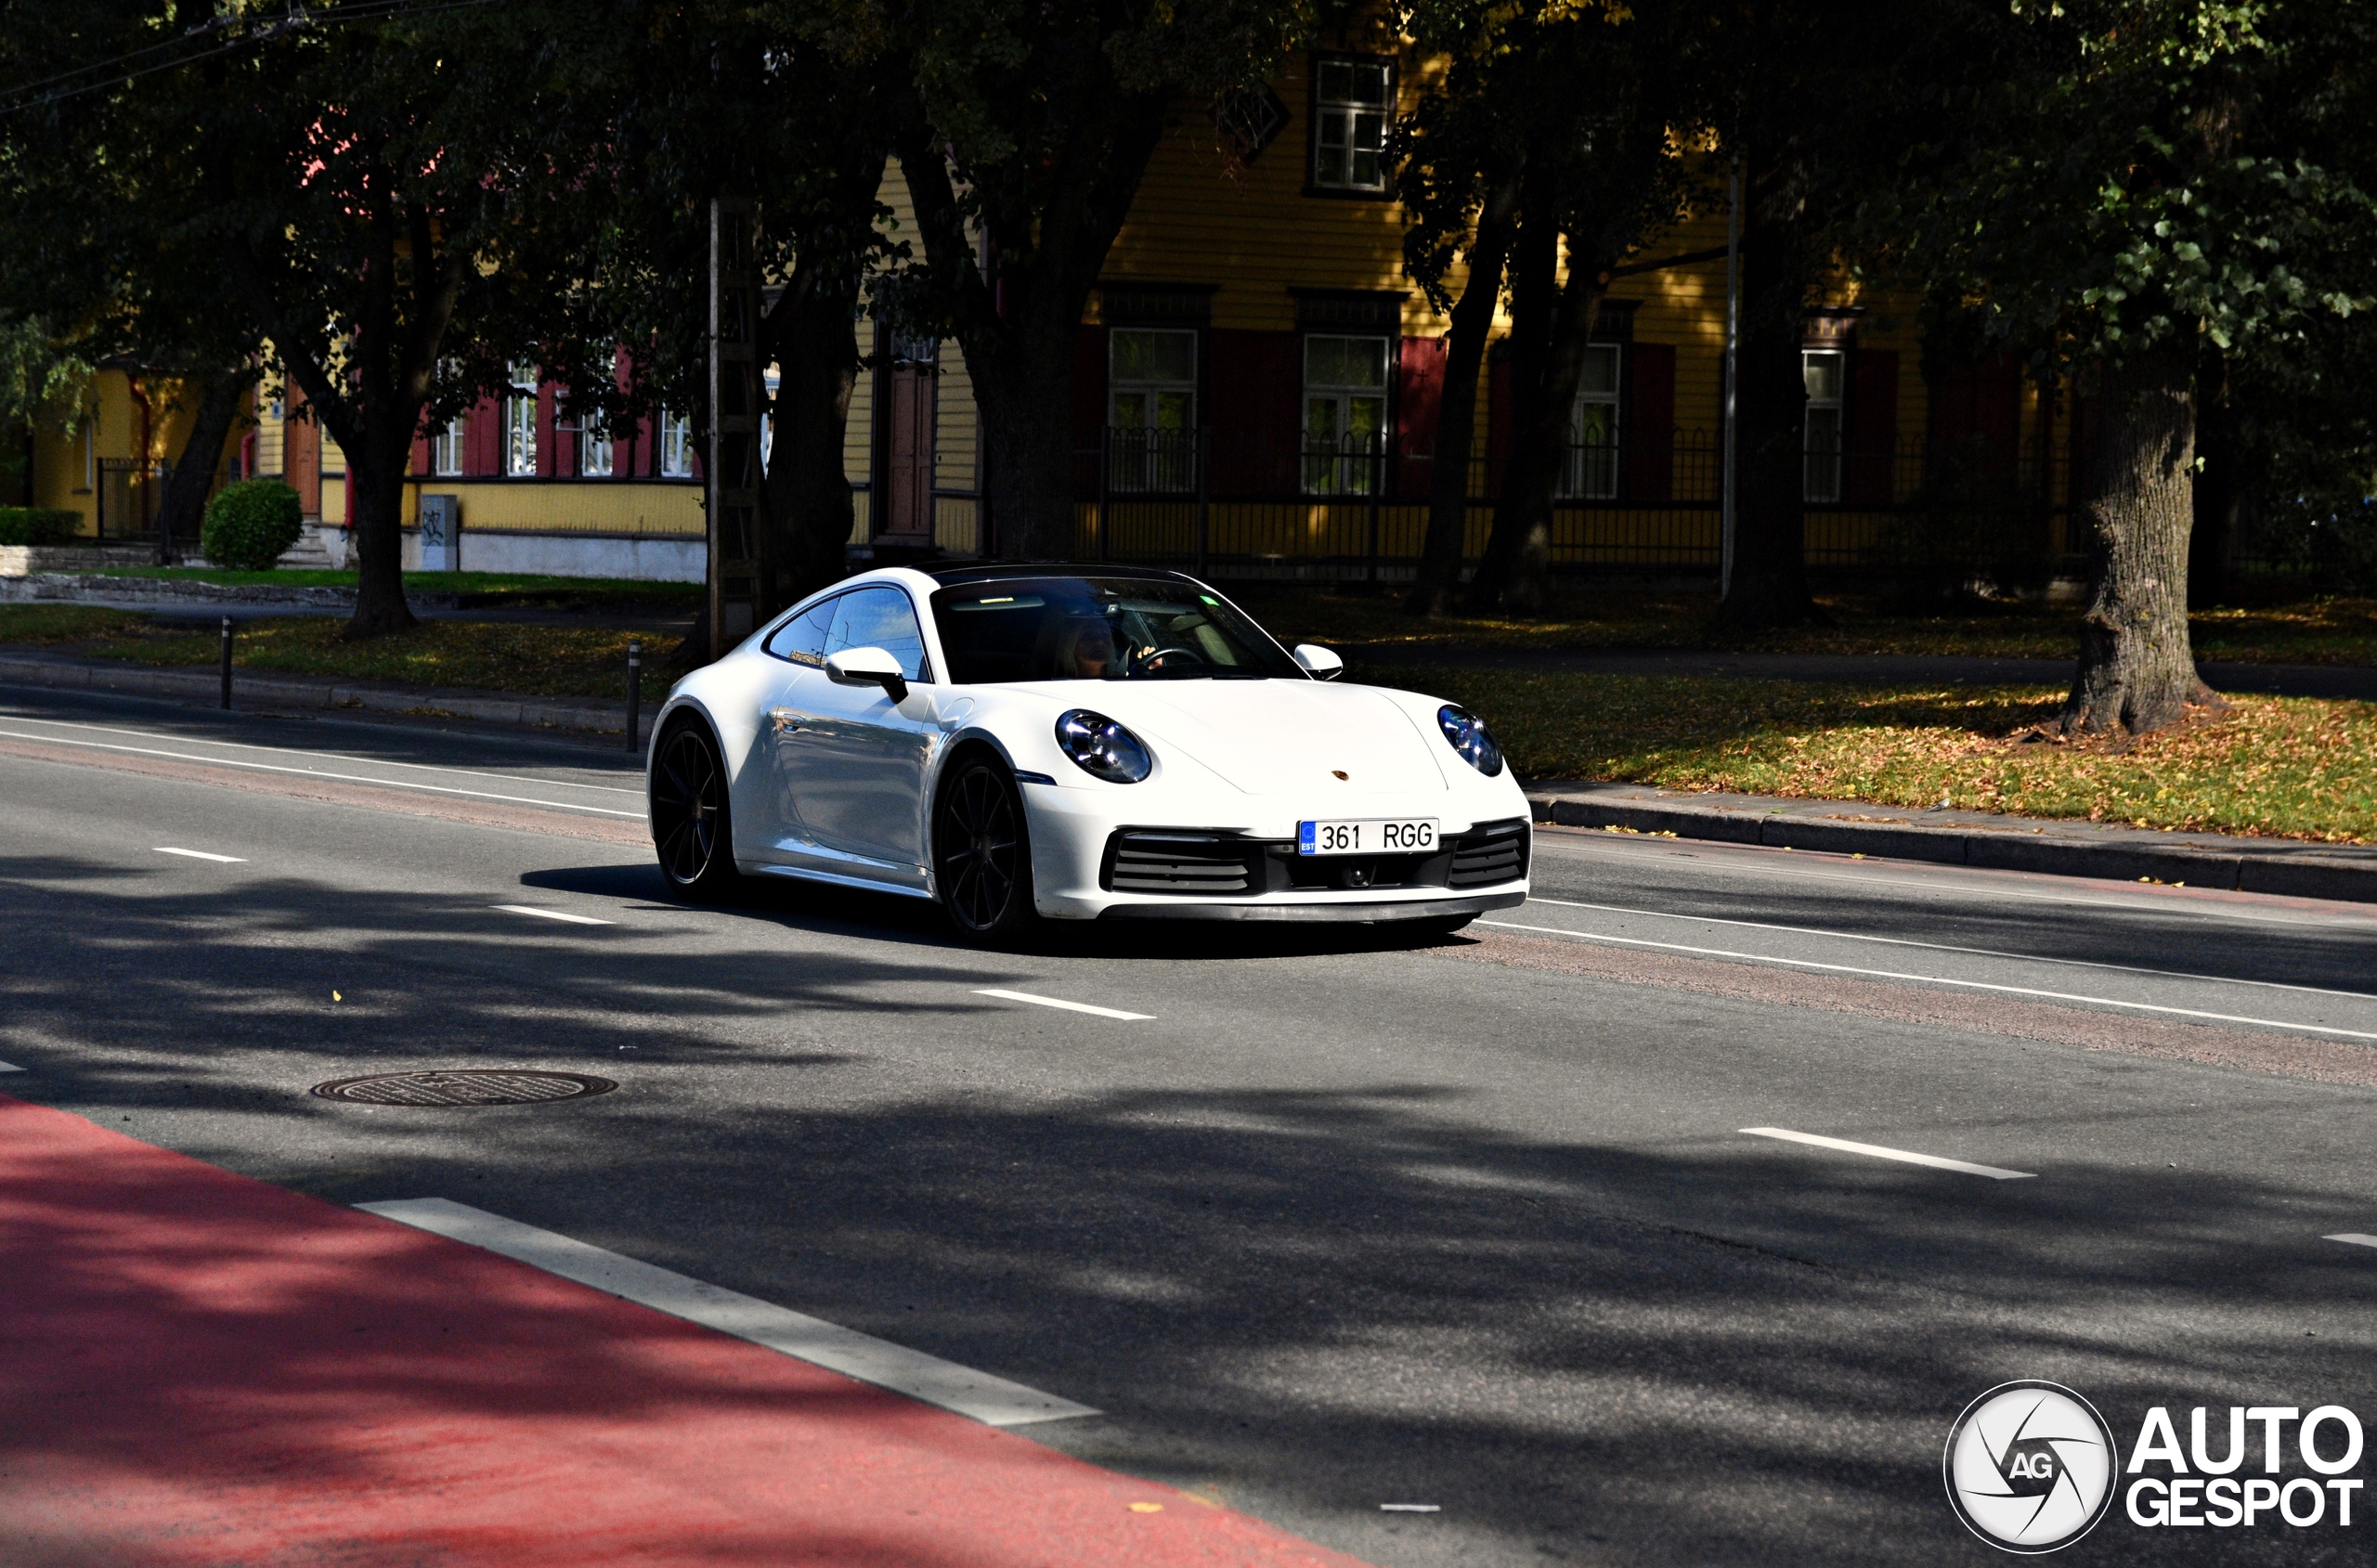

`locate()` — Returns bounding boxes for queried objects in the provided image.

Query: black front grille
[1104,833,1257,894]
[1448,820,1529,888]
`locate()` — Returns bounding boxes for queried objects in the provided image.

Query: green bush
[200,480,305,570]
[0,507,82,547]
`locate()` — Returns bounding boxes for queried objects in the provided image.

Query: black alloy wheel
[934,756,1036,942]
[650,722,738,900]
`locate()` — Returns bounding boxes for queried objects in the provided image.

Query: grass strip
[1241,586,2377,667]
[1371,663,2377,845]
[1,605,674,703]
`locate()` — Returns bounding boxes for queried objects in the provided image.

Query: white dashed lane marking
[973,989,1153,1021]
[2327,1234,2377,1251]
[154,847,245,863]
[491,904,615,926]
[1741,1126,2036,1181]
[357,1199,1098,1427]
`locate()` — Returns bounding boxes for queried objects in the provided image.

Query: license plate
[1297,818,1439,856]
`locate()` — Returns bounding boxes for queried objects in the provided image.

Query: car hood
[1098,680,1449,796]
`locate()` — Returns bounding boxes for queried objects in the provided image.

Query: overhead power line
[0,0,498,119]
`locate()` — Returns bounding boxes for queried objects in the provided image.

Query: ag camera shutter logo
[1944,1381,2120,1552]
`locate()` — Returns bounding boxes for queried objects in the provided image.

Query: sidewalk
[0,644,655,744]
[1527,780,2377,904]
[0,1093,1367,1568]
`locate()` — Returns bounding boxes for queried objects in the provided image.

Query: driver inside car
[1059,616,1121,679]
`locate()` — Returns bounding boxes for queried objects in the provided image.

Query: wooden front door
[879,362,936,543]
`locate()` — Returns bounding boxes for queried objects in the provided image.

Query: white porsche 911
[646,563,1530,941]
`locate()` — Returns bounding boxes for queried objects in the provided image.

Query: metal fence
[1063,427,2074,582]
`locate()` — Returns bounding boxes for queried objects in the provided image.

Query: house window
[431,415,465,477]
[505,363,539,477]
[1559,344,1622,499]
[580,412,613,478]
[1302,334,1389,495]
[1108,328,1197,493]
[1803,350,1845,503]
[1313,58,1391,192]
[659,409,694,477]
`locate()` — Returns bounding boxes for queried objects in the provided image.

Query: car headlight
[1055,709,1152,784]
[1436,705,1504,776]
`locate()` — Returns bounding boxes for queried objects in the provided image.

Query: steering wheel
[1136,646,1209,675]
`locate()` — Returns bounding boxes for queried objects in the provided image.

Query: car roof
[912,561,1197,589]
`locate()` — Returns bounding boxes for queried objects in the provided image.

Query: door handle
[767,707,804,734]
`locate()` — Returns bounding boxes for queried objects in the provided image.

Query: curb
[0,654,654,745]
[1526,786,2377,907]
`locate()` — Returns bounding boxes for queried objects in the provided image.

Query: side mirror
[825,646,908,702]
[1292,643,1344,681]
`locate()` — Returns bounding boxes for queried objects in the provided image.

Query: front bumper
[1098,890,1525,924]
[1021,780,1531,919]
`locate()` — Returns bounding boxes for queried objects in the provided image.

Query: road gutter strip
[357,1198,1098,1427]
[1527,783,2377,906]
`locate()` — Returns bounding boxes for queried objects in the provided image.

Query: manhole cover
[310,1069,616,1107]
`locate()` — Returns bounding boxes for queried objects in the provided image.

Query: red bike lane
[0,1093,1370,1568]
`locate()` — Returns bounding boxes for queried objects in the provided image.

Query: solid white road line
[0,1059,22,1073]
[1740,1126,2036,1181]
[0,728,643,817]
[973,988,1153,1021]
[3,715,643,795]
[1480,918,2377,1042]
[357,1198,1098,1427]
[491,904,614,926]
[2326,1234,2377,1251]
[154,847,246,863]
[1526,896,2377,1005]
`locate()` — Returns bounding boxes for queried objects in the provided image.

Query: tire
[650,719,740,901]
[934,753,1038,943]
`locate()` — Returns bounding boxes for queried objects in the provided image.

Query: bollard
[218,616,233,710]
[625,639,643,753]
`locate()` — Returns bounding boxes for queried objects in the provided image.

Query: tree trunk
[2062,348,2205,734]
[344,412,420,639]
[1407,173,1520,616]
[1470,229,1604,614]
[153,370,245,564]
[760,263,864,614]
[1714,166,1817,631]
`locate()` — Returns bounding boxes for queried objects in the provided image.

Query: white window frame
[431,414,465,477]
[659,409,694,478]
[1803,349,1846,503]
[579,411,613,478]
[1302,333,1391,496]
[1559,343,1624,500]
[1107,328,1198,493]
[505,363,539,478]
[1312,58,1392,192]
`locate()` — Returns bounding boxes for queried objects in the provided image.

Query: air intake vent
[1105,832,1255,894]
[1448,821,1528,888]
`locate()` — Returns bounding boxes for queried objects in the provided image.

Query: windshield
[930,577,1304,684]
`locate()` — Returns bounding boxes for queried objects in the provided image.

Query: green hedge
[200,480,305,570]
[0,507,82,547]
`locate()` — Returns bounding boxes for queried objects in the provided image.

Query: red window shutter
[1206,329,1300,494]
[471,396,498,477]
[1623,343,1675,502]
[410,431,431,479]
[1846,349,1898,506]
[1396,336,1446,500]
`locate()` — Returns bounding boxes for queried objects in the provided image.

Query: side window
[763,596,838,667]
[1312,58,1392,192]
[825,587,930,682]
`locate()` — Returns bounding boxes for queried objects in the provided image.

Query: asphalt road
[3,682,2374,1567]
